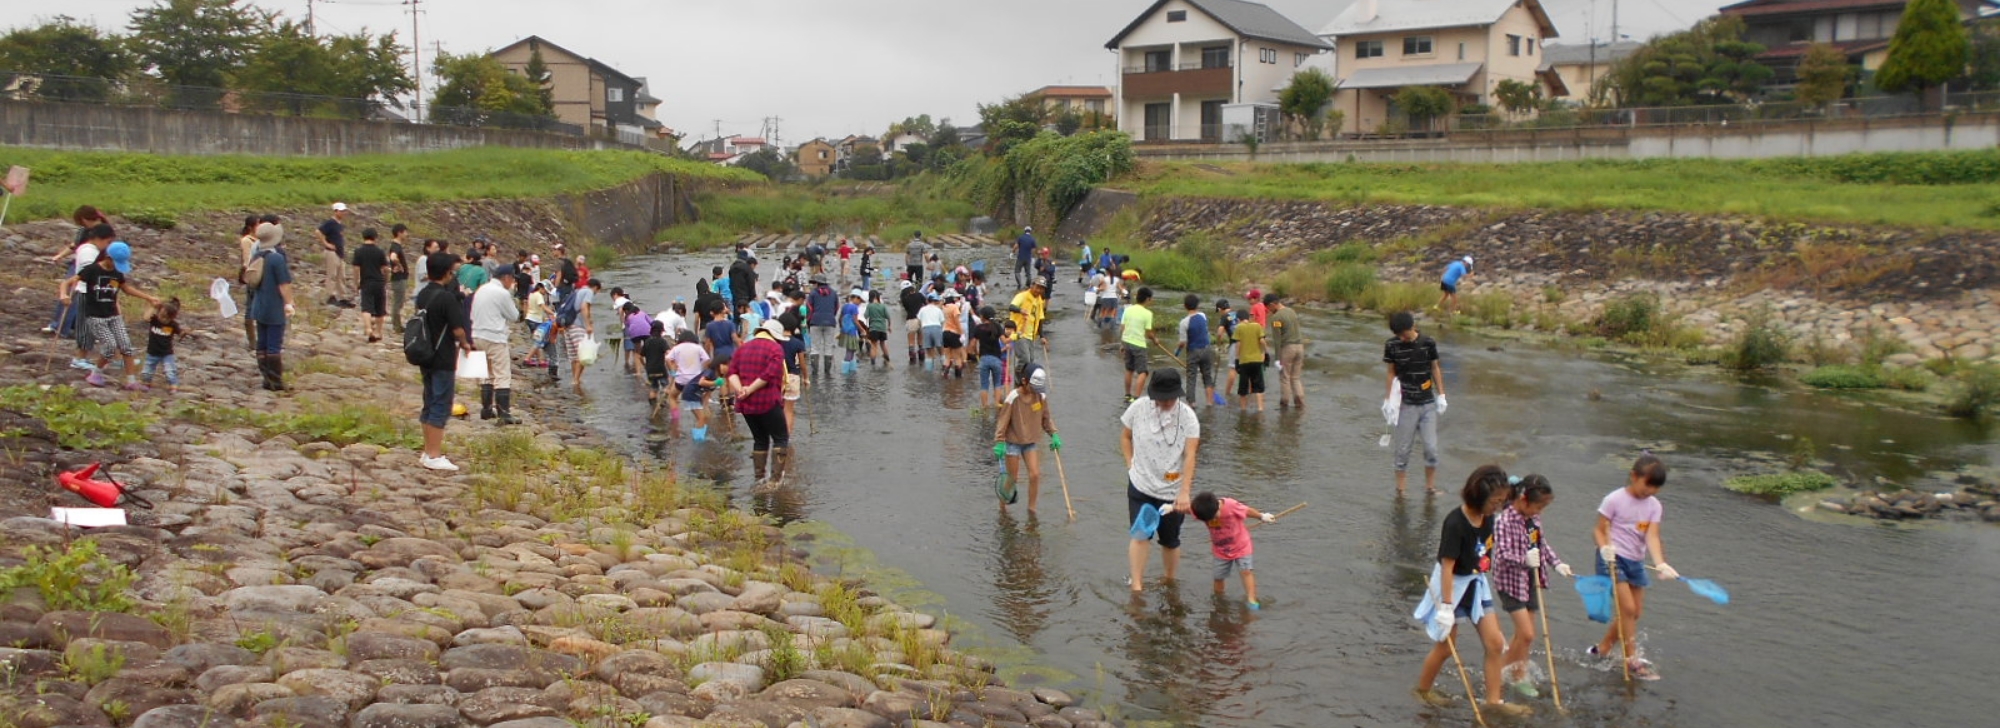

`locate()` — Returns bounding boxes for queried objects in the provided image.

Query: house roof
[1027,85,1114,99]
[1107,0,1332,50]
[491,35,642,88]
[1341,62,1486,89]
[1320,0,1558,39]
[1719,0,1996,16]
[1538,41,1644,69]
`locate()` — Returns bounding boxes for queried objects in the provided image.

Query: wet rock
[1031,687,1075,708]
[131,704,242,728]
[350,703,464,728]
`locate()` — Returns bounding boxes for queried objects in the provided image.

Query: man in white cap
[317,203,354,307]
[1437,255,1474,315]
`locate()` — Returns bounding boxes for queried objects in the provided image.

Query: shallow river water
[574,251,1999,727]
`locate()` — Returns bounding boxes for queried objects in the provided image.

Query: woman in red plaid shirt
[1491,474,1571,699]
[731,320,792,484]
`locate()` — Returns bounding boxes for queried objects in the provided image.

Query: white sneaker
[419,455,459,472]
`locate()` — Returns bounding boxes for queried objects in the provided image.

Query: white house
[1104,0,1333,142]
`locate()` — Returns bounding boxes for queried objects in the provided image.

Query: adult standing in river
[905,233,929,282]
[1013,226,1037,289]
[1385,311,1447,495]
[732,320,792,484]
[1123,369,1201,592]
[1267,294,1307,409]
[471,266,522,425]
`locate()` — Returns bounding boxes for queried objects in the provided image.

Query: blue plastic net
[1575,575,1613,623]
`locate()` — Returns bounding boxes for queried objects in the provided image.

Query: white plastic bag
[209,278,239,319]
[456,351,489,380]
[578,335,602,365]
[1383,379,1402,426]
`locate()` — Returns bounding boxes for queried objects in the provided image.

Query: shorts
[648,373,670,391]
[682,398,707,413]
[921,326,943,349]
[1127,482,1187,550]
[868,330,888,343]
[1236,361,1267,395]
[783,373,801,401]
[626,337,643,353]
[978,355,1005,389]
[1596,553,1652,588]
[943,331,963,349]
[1005,442,1038,456]
[1451,582,1490,619]
[418,368,456,428]
[1214,555,1254,582]
[1440,282,1459,295]
[87,317,134,358]
[563,327,586,360]
[1121,343,1148,373]
[1498,586,1541,613]
[905,318,920,335]
[359,282,386,317]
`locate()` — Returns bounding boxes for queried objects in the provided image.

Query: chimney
[1361,0,1379,22]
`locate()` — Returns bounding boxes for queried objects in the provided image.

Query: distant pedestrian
[905,232,929,281]
[1013,226,1037,288]
[1266,293,1306,409]
[352,228,390,343]
[316,202,353,307]
[471,265,521,425]
[1438,256,1474,314]
[1122,369,1201,592]
[247,222,295,391]
[1384,311,1446,495]
[413,253,474,471]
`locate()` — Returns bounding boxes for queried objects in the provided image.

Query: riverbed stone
[356,658,443,685]
[452,626,530,647]
[131,705,242,728]
[345,632,441,662]
[350,703,464,728]
[806,707,892,728]
[84,678,195,718]
[375,684,461,706]
[276,668,379,710]
[210,683,296,715]
[37,610,174,648]
[269,646,348,673]
[249,695,349,728]
[224,585,328,614]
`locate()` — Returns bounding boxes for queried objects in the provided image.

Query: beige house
[1539,41,1643,105]
[1023,85,1114,116]
[490,36,643,135]
[795,139,837,178]
[1105,0,1332,142]
[1318,0,1561,135]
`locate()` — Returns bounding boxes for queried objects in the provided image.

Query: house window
[1458,42,1466,60]
[1295,52,1308,67]
[1403,36,1433,56]
[1260,48,1278,64]
[1086,99,1106,114]
[1355,40,1384,59]
[1167,10,1187,22]
[1202,45,1230,69]
[1527,38,1535,55]
[817,150,828,160]
[608,87,625,102]
[1507,35,1521,56]
[1143,103,1171,141]
[1144,49,1172,72]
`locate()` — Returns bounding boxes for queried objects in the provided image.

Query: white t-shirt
[667,342,709,384]
[1120,397,1201,500]
[72,242,99,292]
[917,304,946,328]
[655,309,687,335]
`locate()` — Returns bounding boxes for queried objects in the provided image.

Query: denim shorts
[978,355,1005,389]
[1005,442,1039,456]
[921,325,943,349]
[419,368,456,428]
[1214,554,1253,581]
[1596,553,1652,588]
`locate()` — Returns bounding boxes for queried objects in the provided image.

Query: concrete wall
[0,100,645,156]
[1136,113,2000,163]
[552,171,699,251]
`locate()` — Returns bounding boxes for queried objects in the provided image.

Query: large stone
[438,644,582,674]
[166,644,260,674]
[456,687,558,724]
[350,703,464,728]
[276,668,378,710]
[198,664,276,693]
[12,693,112,728]
[760,678,855,710]
[859,690,933,723]
[131,705,242,728]
[268,646,348,673]
[675,592,734,615]
[355,658,443,685]
[37,610,174,648]
[798,670,874,697]
[356,538,462,569]
[486,719,571,728]
[209,683,295,716]
[223,585,328,614]
[702,700,805,728]
[249,695,349,728]
[806,707,892,728]
[84,678,195,719]
[450,626,529,647]
[686,661,766,692]
[633,691,706,720]
[66,637,162,666]
[727,582,785,615]
[344,632,441,662]
[374,684,460,706]
[442,667,560,692]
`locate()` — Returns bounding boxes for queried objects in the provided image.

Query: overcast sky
[11,0,1730,144]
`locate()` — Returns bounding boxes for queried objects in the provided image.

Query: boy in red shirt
[1191,491,1276,609]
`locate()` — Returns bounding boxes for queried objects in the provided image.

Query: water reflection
[989,510,1053,644]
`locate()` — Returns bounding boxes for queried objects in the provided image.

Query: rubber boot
[752,449,769,483]
[268,354,287,391]
[256,355,278,390]
[769,446,790,484]
[496,389,520,425]
[480,384,496,420]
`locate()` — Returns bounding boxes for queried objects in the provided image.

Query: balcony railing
[1122,61,1232,74]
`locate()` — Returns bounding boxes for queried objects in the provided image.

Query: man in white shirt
[470,267,522,424]
[1122,369,1202,592]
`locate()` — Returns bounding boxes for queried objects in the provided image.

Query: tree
[128,0,265,107]
[1793,43,1854,108]
[523,48,555,112]
[928,122,961,150]
[0,16,138,101]
[232,20,411,117]
[1394,86,1454,133]
[1278,67,1338,139]
[1605,16,1772,106]
[1494,78,1543,116]
[977,95,1050,155]
[1875,0,1971,108]
[736,148,795,181]
[1053,110,1084,136]
[430,51,553,128]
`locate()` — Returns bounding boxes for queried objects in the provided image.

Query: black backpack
[403,292,448,365]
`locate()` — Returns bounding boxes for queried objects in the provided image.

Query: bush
[1724,471,1839,497]
[1120,249,1211,291]
[1945,364,2000,418]
[1801,365,1885,389]
[1312,242,1379,265]
[1461,293,1515,328]
[1355,281,1435,314]
[1724,315,1791,371]
[123,207,178,230]
[1596,294,1659,340]
[0,540,136,612]
[1883,366,1936,392]
[1324,263,1376,302]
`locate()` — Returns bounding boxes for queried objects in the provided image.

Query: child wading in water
[1412,465,1531,717]
[1491,474,1572,698]
[992,363,1059,512]
[1190,491,1275,609]
[142,298,186,394]
[1591,453,1678,681]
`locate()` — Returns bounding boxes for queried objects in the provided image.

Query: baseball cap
[759,320,789,341]
[105,242,133,274]
[899,280,913,290]
[1464,256,1475,267]
[1025,363,1049,394]
[1247,288,1262,300]
[529,254,540,263]
[331,202,348,212]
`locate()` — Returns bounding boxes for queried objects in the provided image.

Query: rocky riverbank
[0,211,1109,728]
[1817,480,2000,523]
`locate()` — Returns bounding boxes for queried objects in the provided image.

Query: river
[570,250,2000,728]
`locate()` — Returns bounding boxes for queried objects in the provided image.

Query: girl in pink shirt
[1590,453,1676,681]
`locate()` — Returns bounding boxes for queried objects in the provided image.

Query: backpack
[239,249,270,287]
[402,300,447,366]
[556,290,584,327]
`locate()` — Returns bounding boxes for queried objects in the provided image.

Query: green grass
[0,146,763,224]
[1724,471,1840,497]
[1801,365,1887,389]
[1127,151,2000,229]
[0,385,155,449]
[170,401,419,449]
[655,183,980,250]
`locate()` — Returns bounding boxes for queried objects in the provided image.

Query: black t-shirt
[1438,507,1493,577]
[513,267,533,301]
[970,321,1003,358]
[351,243,388,284]
[415,285,470,371]
[387,242,409,281]
[641,336,670,376]
[777,307,805,336]
[318,219,346,258]
[559,258,580,288]
[146,318,178,357]
[900,288,925,319]
[694,291,726,323]
[1384,334,1442,405]
[78,265,125,319]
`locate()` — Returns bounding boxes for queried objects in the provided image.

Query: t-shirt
[782,334,806,373]
[387,242,410,281]
[1120,304,1154,347]
[654,308,687,335]
[626,311,654,341]
[641,336,670,376]
[318,219,346,258]
[865,302,890,332]
[351,243,389,285]
[941,303,964,335]
[839,302,861,336]
[905,240,928,266]
[1235,321,1267,364]
[1119,397,1201,500]
[1009,290,1044,339]
[470,282,519,344]
[1599,488,1663,562]
[1206,497,1252,560]
[78,265,125,319]
[415,285,469,372]
[705,318,738,358]
[668,342,710,384]
[1442,260,1470,287]
[526,291,549,323]
[146,318,178,358]
[916,304,945,329]
[1438,507,1493,576]
[250,249,294,325]
[1384,334,1442,405]
[1015,233,1036,260]
[457,262,489,292]
[739,310,763,336]
[1179,312,1211,350]
[971,321,1003,358]
[72,242,100,291]
[1268,307,1303,348]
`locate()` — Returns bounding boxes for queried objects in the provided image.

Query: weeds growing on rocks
[0,540,136,612]
[0,385,155,449]
[1726,471,1839,497]
[60,642,126,685]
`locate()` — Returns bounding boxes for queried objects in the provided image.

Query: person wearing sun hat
[1438,255,1474,315]
[732,319,792,484]
[1122,368,1201,592]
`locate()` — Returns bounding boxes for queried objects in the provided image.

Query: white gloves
[1156,503,1173,516]
[1598,545,1618,565]
[1556,563,1574,578]
[1436,395,1449,415]
[1434,609,1455,636]
[1525,548,1542,570]
[1656,563,1681,581]
[1260,512,1276,524]
[1381,398,1399,427]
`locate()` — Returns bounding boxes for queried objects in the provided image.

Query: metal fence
[2,70,587,137]
[1335,91,2000,140]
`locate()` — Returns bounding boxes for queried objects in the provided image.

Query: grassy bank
[655,180,980,250]
[1128,151,2000,230]
[0,146,762,224]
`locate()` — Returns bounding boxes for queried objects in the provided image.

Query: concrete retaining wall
[552,171,699,251]
[0,100,643,156]
[1136,113,2000,164]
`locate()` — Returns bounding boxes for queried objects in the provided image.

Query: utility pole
[305,0,316,35]
[403,0,424,123]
